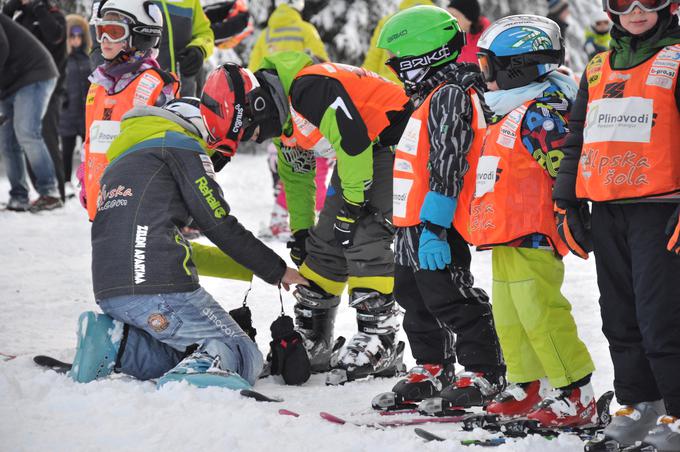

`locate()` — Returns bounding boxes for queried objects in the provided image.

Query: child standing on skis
[554,0,680,449]
[79,0,178,220]
[374,5,505,411]
[471,15,596,427]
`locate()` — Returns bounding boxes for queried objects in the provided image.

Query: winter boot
[486,378,551,418]
[526,382,598,428]
[437,371,506,408]
[597,400,666,448]
[69,311,124,383]
[326,289,404,385]
[372,363,456,411]
[293,283,340,372]
[640,415,680,452]
[157,350,251,390]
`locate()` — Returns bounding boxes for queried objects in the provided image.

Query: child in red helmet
[554,0,680,449]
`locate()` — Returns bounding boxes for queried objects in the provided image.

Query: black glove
[228,306,256,342]
[665,204,680,255]
[333,201,364,248]
[177,46,204,77]
[268,315,311,385]
[287,229,309,267]
[554,200,593,259]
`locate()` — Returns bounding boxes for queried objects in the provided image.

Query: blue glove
[419,191,457,227]
[418,226,451,270]
[418,191,457,271]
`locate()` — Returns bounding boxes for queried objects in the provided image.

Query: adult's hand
[280,267,308,291]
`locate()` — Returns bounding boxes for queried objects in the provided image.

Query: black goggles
[476,48,565,83]
[385,33,466,78]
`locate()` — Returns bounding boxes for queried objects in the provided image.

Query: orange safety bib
[280,63,409,152]
[576,45,680,201]
[392,84,487,244]
[468,102,569,256]
[84,69,169,221]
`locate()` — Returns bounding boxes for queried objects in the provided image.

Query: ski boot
[372,363,457,412]
[585,400,666,451]
[637,415,680,452]
[157,351,251,390]
[486,378,551,418]
[293,283,340,372]
[326,289,405,385]
[69,311,124,383]
[434,370,506,409]
[527,382,598,428]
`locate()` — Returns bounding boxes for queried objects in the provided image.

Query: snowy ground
[0,153,613,451]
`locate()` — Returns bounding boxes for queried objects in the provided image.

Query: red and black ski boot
[526,382,598,428]
[421,371,505,414]
[372,363,456,412]
[486,378,551,418]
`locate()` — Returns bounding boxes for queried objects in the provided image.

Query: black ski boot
[326,289,405,385]
[372,363,457,412]
[293,283,340,372]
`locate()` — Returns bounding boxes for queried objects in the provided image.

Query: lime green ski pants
[491,246,594,388]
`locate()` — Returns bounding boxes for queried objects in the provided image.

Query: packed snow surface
[0,153,613,451]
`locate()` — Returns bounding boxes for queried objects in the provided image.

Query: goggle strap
[223,64,247,143]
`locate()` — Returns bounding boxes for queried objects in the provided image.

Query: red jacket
[458,16,491,65]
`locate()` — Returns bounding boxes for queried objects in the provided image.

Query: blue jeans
[0,78,58,200]
[97,287,264,385]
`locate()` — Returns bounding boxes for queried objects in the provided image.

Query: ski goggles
[94,20,130,43]
[604,0,674,15]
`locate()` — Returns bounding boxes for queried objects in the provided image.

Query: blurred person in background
[59,14,92,198]
[247,0,332,241]
[584,10,612,61]
[362,0,435,85]
[447,0,491,64]
[3,0,67,202]
[0,13,61,211]
[547,0,571,35]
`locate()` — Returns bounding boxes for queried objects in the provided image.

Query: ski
[33,355,72,374]
[0,352,17,361]
[415,427,510,446]
[414,427,446,442]
[319,410,470,429]
[279,409,300,417]
[239,389,283,403]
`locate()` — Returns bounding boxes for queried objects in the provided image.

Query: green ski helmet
[377,5,465,89]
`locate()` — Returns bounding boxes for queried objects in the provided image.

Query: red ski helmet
[200,64,261,156]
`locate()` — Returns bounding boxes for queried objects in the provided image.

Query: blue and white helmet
[477,14,564,90]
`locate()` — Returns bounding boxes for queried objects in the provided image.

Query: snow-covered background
[0,152,613,451]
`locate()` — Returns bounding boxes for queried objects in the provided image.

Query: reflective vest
[392,84,487,243]
[84,69,172,221]
[576,45,680,201]
[468,102,569,256]
[280,63,409,154]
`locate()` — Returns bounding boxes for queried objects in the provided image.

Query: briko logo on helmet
[398,45,452,71]
[387,29,408,43]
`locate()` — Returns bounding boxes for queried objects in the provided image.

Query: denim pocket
[146,300,183,340]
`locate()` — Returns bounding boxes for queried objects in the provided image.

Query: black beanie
[448,0,481,23]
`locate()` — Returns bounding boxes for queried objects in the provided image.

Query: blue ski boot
[157,351,251,390]
[69,311,123,383]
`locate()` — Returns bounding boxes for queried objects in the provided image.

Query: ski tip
[414,427,446,442]
[319,411,347,425]
[278,409,300,417]
[239,389,283,403]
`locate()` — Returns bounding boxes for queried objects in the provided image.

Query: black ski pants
[394,227,504,374]
[591,202,680,416]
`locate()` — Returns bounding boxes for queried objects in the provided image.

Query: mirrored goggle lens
[477,54,494,82]
[95,22,129,43]
[606,0,670,14]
